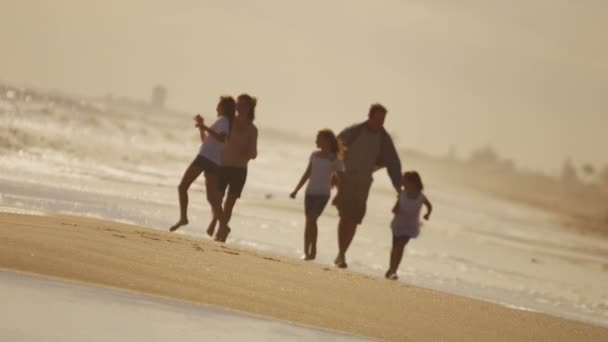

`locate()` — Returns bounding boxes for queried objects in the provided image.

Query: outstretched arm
[423,197,433,220]
[290,162,312,198]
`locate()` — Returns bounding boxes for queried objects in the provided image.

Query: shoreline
[2,212,607,341]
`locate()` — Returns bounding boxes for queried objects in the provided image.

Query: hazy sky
[2,0,607,173]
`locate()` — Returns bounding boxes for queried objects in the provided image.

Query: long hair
[218,96,236,134]
[237,94,257,122]
[403,171,424,191]
[317,129,344,160]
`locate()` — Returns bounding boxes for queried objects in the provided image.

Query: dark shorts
[334,174,373,224]
[305,194,330,218]
[392,235,410,246]
[218,166,248,198]
[190,155,219,175]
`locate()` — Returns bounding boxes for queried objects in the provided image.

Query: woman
[170,96,235,232]
[208,94,258,242]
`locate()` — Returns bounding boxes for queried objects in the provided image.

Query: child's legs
[177,162,204,220]
[304,215,319,256]
[304,195,329,256]
[389,236,410,273]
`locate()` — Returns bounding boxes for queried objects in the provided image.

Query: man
[333,103,402,268]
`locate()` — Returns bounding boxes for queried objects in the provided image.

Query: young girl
[170,96,235,232]
[386,171,433,280]
[290,129,345,260]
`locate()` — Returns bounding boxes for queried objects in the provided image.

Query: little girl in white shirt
[290,129,345,260]
[386,171,433,280]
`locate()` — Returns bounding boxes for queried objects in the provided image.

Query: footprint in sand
[223,250,240,256]
[263,257,281,262]
[112,234,127,239]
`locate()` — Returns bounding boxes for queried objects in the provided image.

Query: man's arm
[249,127,258,160]
[382,130,402,192]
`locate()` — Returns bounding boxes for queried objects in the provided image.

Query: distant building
[561,159,578,184]
[151,85,167,108]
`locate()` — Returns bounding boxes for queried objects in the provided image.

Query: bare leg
[335,216,357,268]
[170,164,203,231]
[206,217,218,237]
[216,193,238,242]
[206,191,223,237]
[387,238,409,279]
[205,173,224,235]
[304,215,318,260]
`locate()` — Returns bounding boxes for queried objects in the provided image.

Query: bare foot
[170,218,188,232]
[206,219,217,237]
[385,271,398,280]
[214,226,231,243]
[302,254,314,261]
[334,255,347,269]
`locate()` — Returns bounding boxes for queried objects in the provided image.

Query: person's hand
[289,191,297,199]
[331,174,339,189]
[194,114,204,127]
[423,213,430,221]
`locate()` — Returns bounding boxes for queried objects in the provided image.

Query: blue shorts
[304,194,330,218]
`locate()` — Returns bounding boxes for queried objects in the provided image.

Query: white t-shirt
[305,152,345,196]
[198,116,230,165]
[391,191,427,238]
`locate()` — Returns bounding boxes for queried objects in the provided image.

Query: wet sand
[1,212,607,342]
[0,270,369,341]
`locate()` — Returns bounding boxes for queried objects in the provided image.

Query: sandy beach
[1,212,607,341]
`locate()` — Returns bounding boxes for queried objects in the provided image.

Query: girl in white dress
[386,171,433,280]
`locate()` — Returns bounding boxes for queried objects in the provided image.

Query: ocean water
[0,270,372,341]
[1,99,607,328]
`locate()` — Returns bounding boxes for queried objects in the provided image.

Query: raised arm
[201,124,228,143]
[194,115,207,142]
[290,162,312,198]
[423,197,433,220]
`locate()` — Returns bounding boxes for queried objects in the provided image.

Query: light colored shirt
[221,120,258,168]
[391,191,427,238]
[344,128,381,179]
[198,116,229,165]
[306,152,344,195]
